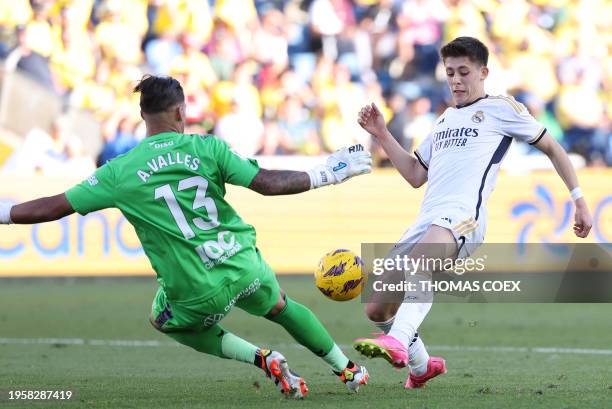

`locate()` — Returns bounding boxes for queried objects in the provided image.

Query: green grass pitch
[1,276,610,408]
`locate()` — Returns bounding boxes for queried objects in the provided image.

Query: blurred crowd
[0,0,610,175]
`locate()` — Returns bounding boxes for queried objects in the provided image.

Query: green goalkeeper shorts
[151,250,281,332]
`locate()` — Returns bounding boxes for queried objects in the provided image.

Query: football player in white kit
[353,37,593,389]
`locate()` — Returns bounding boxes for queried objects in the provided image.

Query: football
[314,249,365,301]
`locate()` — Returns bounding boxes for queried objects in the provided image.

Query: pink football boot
[405,356,447,389]
[353,334,408,368]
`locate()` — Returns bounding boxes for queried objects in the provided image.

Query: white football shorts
[397,207,486,258]
[375,208,487,304]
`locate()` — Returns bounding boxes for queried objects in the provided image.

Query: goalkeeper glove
[307,144,372,189]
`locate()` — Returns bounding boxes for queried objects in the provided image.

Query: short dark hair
[133,75,185,114]
[440,37,489,66]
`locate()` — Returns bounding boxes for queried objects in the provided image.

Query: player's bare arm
[249,169,311,195]
[249,144,372,196]
[531,131,593,238]
[358,103,427,188]
[1,193,74,224]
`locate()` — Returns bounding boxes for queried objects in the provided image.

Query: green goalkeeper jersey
[65,132,261,304]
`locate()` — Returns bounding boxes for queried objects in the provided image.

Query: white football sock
[370,315,395,334]
[387,302,432,349]
[408,333,430,376]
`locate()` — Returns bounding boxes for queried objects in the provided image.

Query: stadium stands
[0,0,610,174]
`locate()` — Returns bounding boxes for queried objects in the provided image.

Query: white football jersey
[414,95,545,225]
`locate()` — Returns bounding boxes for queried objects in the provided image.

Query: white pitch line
[428,345,612,355]
[1,338,612,355]
[0,337,177,348]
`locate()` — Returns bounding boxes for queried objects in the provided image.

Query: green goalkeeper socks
[166,325,258,364]
[323,344,350,372]
[220,332,259,364]
[267,296,349,372]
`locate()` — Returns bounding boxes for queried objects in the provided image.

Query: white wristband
[0,203,13,224]
[570,187,583,202]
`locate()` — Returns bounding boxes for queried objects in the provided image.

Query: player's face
[443,56,488,107]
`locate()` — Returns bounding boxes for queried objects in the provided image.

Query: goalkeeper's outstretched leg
[149,314,309,399]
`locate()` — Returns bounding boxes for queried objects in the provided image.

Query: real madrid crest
[472,110,484,123]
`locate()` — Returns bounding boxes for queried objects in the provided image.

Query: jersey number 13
[154,176,220,240]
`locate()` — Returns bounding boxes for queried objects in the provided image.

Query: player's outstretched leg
[353,302,422,368]
[353,302,447,389]
[354,301,437,369]
[153,320,308,399]
[265,295,369,392]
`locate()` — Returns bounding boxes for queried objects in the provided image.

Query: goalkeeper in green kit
[0,75,372,398]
